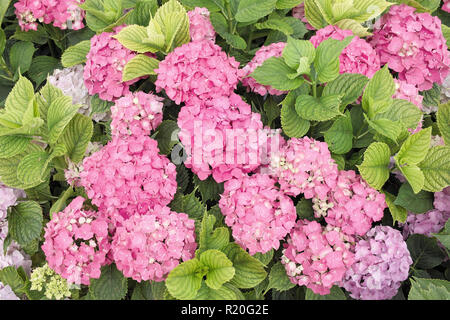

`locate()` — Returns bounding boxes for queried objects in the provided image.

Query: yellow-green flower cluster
[30,264,71,300]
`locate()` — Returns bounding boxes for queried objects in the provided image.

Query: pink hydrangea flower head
[310,25,381,78]
[219,174,297,255]
[84,26,141,102]
[15,0,85,31]
[111,205,197,282]
[370,4,450,91]
[393,79,424,110]
[312,170,387,236]
[443,0,450,13]
[178,94,266,183]
[268,137,339,199]
[187,7,215,42]
[0,185,26,222]
[155,40,240,105]
[64,141,103,187]
[342,226,413,300]
[401,210,450,239]
[292,3,315,30]
[111,91,164,138]
[41,197,111,285]
[434,187,450,213]
[281,220,355,295]
[239,42,288,96]
[79,135,177,222]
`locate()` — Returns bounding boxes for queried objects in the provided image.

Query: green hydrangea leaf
[89,264,128,300]
[8,201,43,246]
[407,234,446,269]
[265,262,295,293]
[122,54,159,81]
[166,258,206,300]
[295,94,342,121]
[324,112,353,154]
[419,146,450,192]
[357,142,391,190]
[58,114,93,163]
[200,249,235,290]
[250,57,304,91]
[394,182,434,214]
[235,0,277,23]
[437,101,450,145]
[61,40,91,68]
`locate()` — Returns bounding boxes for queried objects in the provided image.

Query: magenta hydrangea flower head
[402,210,450,239]
[15,0,85,31]
[155,40,240,105]
[312,170,386,237]
[269,137,339,199]
[187,7,216,42]
[219,173,297,255]
[41,197,111,286]
[178,94,265,183]
[342,226,413,300]
[111,91,164,138]
[433,187,450,213]
[393,79,424,110]
[111,205,197,282]
[84,26,141,102]
[370,4,450,91]
[79,135,177,222]
[239,42,287,96]
[310,25,381,78]
[444,0,450,13]
[292,3,315,30]
[281,220,355,295]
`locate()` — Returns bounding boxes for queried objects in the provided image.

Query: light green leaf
[335,19,371,37]
[198,212,229,254]
[8,201,43,246]
[437,102,450,145]
[89,264,128,300]
[357,142,391,190]
[200,249,235,290]
[9,41,35,75]
[265,262,295,293]
[409,278,450,300]
[407,234,446,269]
[324,113,353,154]
[295,94,342,121]
[375,99,423,130]
[61,40,91,67]
[16,151,50,187]
[396,127,432,166]
[419,146,450,192]
[305,286,347,300]
[165,258,205,300]
[0,136,32,159]
[394,182,434,214]
[122,54,159,81]
[304,0,328,29]
[59,114,93,163]
[383,191,407,223]
[235,0,277,23]
[255,18,294,35]
[194,282,240,300]
[362,65,396,118]
[323,73,369,109]
[1,76,35,127]
[314,36,354,83]
[281,91,310,138]
[366,117,403,143]
[433,220,450,250]
[47,96,80,145]
[282,37,315,70]
[36,81,64,123]
[114,25,159,53]
[180,0,221,12]
[223,243,267,289]
[276,0,303,9]
[0,266,27,296]
[398,164,424,194]
[250,57,303,91]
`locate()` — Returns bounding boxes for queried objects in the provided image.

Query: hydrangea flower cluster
[219,174,297,255]
[268,137,339,199]
[111,206,197,282]
[79,135,177,222]
[370,4,450,91]
[42,197,111,285]
[239,42,287,96]
[15,0,86,32]
[111,91,164,138]
[64,141,103,187]
[178,94,265,182]
[342,226,413,300]
[312,170,386,237]
[155,40,240,105]
[84,26,141,102]
[310,26,381,78]
[0,185,25,221]
[443,0,450,13]
[30,264,72,300]
[187,7,216,42]
[393,79,424,110]
[292,3,315,30]
[281,220,355,295]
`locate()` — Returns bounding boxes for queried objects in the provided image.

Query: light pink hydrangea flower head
[370,4,450,91]
[42,197,111,286]
[111,205,197,282]
[84,26,141,102]
[269,137,339,199]
[443,0,450,13]
[310,25,381,78]
[219,174,297,255]
[239,42,288,96]
[155,40,240,105]
[15,0,86,31]
[178,94,267,183]
[187,7,216,42]
[111,91,164,138]
[79,135,177,223]
[342,226,413,300]
[312,170,386,237]
[282,220,355,295]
